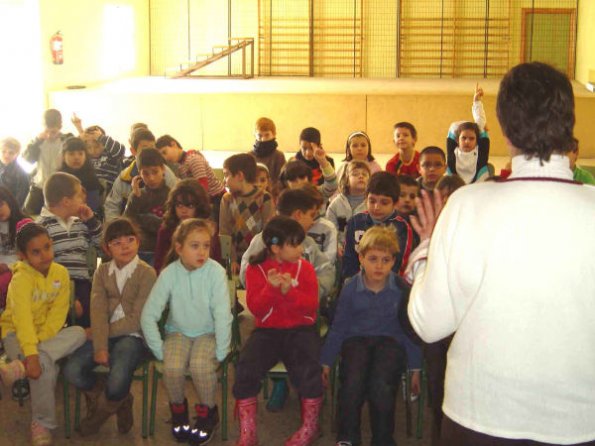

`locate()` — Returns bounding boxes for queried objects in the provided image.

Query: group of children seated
[0,82,592,446]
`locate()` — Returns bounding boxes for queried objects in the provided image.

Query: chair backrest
[219,234,233,279]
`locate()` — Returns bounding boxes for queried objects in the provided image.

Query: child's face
[396,185,419,215]
[255,129,275,142]
[366,193,396,221]
[299,141,315,160]
[223,168,243,194]
[82,133,104,159]
[63,183,86,216]
[349,136,370,161]
[287,176,309,189]
[291,207,319,232]
[273,242,303,263]
[64,149,86,169]
[45,126,61,141]
[393,127,416,152]
[174,199,198,221]
[359,248,395,284]
[255,170,270,193]
[0,200,11,222]
[348,167,370,194]
[0,144,19,165]
[419,154,446,188]
[159,143,180,163]
[175,229,211,270]
[458,129,477,152]
[106,235,139,268]
[140,165,165,189]
[21,234,54,276]
[131,139,155,156]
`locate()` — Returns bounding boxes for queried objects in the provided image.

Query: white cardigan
[408,154,595,444]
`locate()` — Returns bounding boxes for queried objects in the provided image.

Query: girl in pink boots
[234,215,323,446]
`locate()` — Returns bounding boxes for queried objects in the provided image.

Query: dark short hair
[103,217,139,245]
[249,216,305,265]
[393,122,417,140]
[436,175,465,196]
[44,172,80,207]
[419,146,446,162]
[455,122,480,141]
[496,62,575,162]
[62,137,87,154]
[396,174,420,189]
[282,160,312,182]
[277,188,322,216]
[155,134,183,150]
[84,125,105,136]
[299,127,321,145]
[137,147,165,169]
[44,109,62,128]
[16,222,50,254]
[223,153,257,183]
[131,128,156,150]
[366,172,400,202]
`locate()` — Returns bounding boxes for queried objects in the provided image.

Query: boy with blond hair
[249,117,286,197]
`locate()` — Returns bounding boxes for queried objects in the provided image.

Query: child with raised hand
[141,218,232,445]
[250,117,286,197]
[156,134,226,219]
[0,137,30,207]
[154,179,222,273]
[0,187,29,311]
[321,226,421,446]
[335,131,382,186]
[0,222,86,446]
[234,215,323,446]
[58,137,103,212]
[386,122,421,178]
[38,172,103,328]
[292,127,335,186]
[446,83,490,184]
[326,160,370,256]
[63,218,155,436]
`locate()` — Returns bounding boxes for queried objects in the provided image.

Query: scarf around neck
[253,139,278,158]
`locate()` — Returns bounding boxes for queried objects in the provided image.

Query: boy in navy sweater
[322,226,421,446]
[342,172,415,279]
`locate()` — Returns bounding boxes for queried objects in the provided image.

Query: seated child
[249,117,286,197]
[321,226,421,446]
[435,175,465,203]
[156,134,226,219]
[395,175,421,220]
[335,131,382,185]
[71,114,126,193]
[58,137,103,212]
[446,84,490,184]
[37,172,102,328]
[234,216,322,446]
[220,153,274,275]
[568,138,595,185]
[0,137,30,207]
[292,127,335,186]
[0,187,29,311]
[281,154,338,210]
[326,160,370,255]
[123,148,170,266]
[63,218,156,436]
[343,172,415,279]
[417,146,447,195]
[141,218,232,445]
[104,128,178,221]
[254,163,273,198]
[386,122,421,178]
[154,179,222,273]
[23,109,73,215]
[0,222,86,446]
[300,184,338,265]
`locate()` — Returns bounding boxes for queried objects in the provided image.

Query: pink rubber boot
[284,397,323,446]
[236,397,258,446]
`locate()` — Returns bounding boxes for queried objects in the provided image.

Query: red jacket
[386,151,421,178]
[245,258,318,329]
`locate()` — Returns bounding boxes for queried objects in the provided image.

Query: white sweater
[408,154,595,444]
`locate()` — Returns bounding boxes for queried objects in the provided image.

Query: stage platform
[49,76,595,164]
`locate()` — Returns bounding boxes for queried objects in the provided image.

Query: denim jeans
[63,335,147,401]
[337,336,406,446]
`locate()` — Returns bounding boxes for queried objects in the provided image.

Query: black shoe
[170,399,191,442]
[189,404,219,445]
[12,378,30,401]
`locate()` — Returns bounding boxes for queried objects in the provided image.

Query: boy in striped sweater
[37,172,102,328]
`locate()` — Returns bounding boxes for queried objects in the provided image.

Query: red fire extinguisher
[50,31,63,65]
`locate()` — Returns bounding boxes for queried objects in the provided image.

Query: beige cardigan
[91,260,157,353]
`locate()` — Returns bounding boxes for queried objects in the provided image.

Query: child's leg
[281,326,323,399]
[104,336,146,401]
[233,328,283,399]
[187,333,218,407]
[163,333,193,404]
[62,340,98,391]
[74,279,92,328]
[336,336,372,445]
[32,326,86,428]
[367,336,406,446]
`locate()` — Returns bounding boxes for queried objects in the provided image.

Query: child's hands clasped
[267,269,293,294]
[25,355,42,380]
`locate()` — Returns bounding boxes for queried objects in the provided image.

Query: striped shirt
[37,208,102,281]
[176,150,225,197]
[90,134,126,189]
